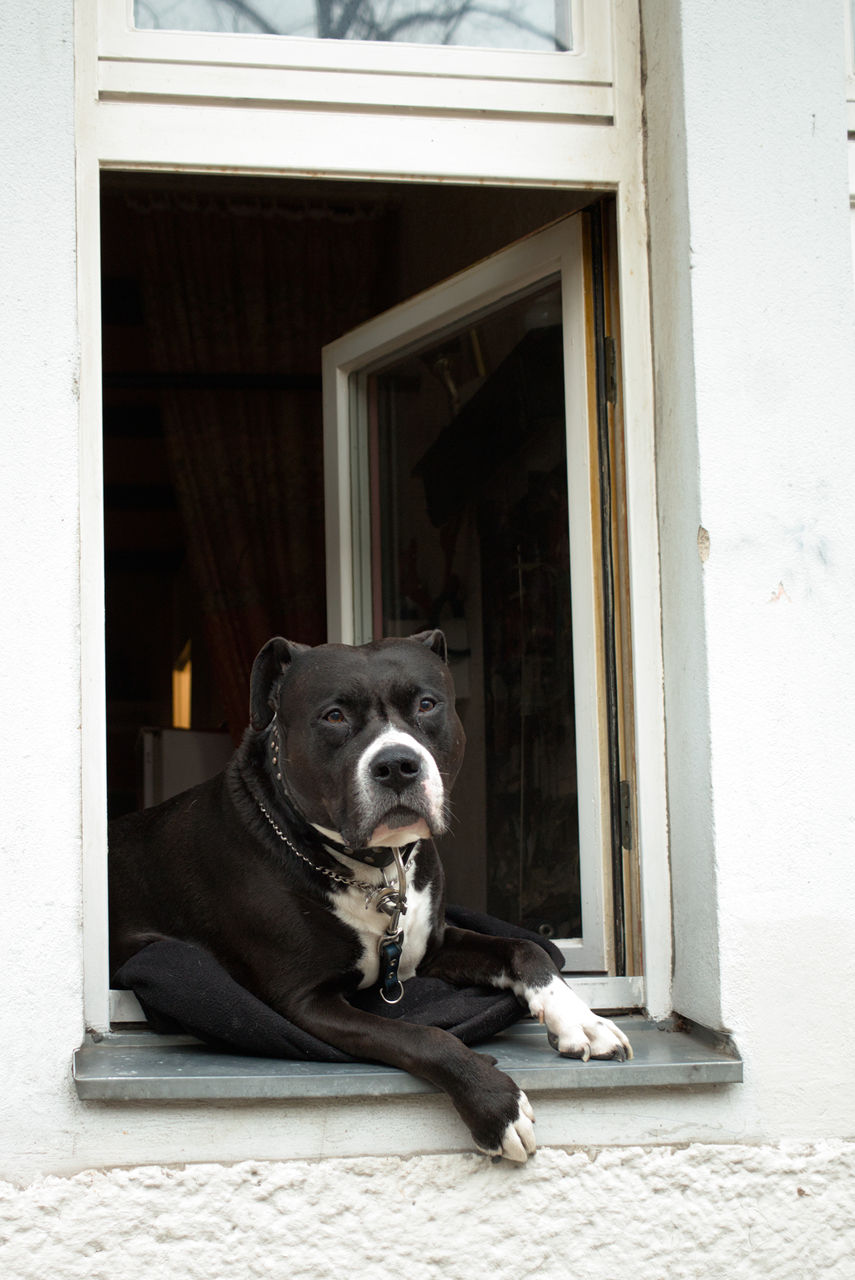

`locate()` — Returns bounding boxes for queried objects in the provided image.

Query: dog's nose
[370,744,424,794]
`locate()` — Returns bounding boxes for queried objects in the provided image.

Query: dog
[109,629,631,1162]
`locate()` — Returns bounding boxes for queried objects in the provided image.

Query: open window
[323,215,636,997]
[100,176,645,1019]
[100,179,640,1018]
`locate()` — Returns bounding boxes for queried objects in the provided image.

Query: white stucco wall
[1,1,854,1274]
[3,1143,855,1280]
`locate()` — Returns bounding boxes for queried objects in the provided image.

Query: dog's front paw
[455,1063,537,1164]
[475,1090,536,1164]
[473,1090,535,1162]
[529,977,633,1062]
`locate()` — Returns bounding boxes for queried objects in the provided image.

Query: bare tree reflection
[135,0,569,51]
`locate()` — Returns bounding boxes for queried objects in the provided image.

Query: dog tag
[379,894,407,921]
[364,885,407,918]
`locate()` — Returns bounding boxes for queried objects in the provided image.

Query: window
[133,0,575,53]
[100,175,641,1021]
[94,0,614,128]
[80,0,672,1037]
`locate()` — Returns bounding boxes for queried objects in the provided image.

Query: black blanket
[113,906,563,1063]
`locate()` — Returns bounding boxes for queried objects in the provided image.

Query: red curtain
[129,185,395,739]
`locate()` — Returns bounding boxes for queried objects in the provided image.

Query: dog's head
[249,631,465,852]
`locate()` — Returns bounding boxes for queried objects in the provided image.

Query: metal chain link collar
[254,796,381,895]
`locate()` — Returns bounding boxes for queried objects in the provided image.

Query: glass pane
[365,279,581,939]
[134,1,573,53]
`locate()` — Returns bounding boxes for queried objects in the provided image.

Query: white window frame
[77,0,671,1033]
[324,217,613,976]
[96,0,613,122]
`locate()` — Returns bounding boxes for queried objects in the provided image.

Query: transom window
[134,0,574,52]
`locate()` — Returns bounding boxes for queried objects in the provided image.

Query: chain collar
[268,721,396,870]
[255,795,386,896]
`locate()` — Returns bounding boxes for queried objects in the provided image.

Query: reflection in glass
[365,280,581,939]
[135,0,573,53]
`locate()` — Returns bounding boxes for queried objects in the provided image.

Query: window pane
[366,279,581,939]
[134,1,573,53]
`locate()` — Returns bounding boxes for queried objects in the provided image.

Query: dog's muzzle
[337,726,447,852]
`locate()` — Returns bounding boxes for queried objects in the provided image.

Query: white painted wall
[2,1143,855,1280]
[0,0,88,1176]
[1,0,854,1274]
[644,0,855,1125]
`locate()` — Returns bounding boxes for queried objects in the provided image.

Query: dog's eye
[323,708,346,724]
[417,696,437,713]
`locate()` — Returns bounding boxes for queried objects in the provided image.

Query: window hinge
[619,779,633,850]
[604,336,617,405]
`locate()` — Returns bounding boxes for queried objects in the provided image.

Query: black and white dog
[110,630,631,1162]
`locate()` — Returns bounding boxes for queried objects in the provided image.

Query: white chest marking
[329,855,433,990]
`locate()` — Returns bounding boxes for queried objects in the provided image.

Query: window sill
[73,1016,741,1102]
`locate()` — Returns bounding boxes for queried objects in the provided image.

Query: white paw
[527,976,633,1062]
[477,1091,537,1163]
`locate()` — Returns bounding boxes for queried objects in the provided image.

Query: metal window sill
[73,1016,741,1102]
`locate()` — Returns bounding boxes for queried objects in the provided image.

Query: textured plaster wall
[3,1143,855,1280]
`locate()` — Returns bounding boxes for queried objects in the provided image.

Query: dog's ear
[409,629,448,664]
[249,637,310,730]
